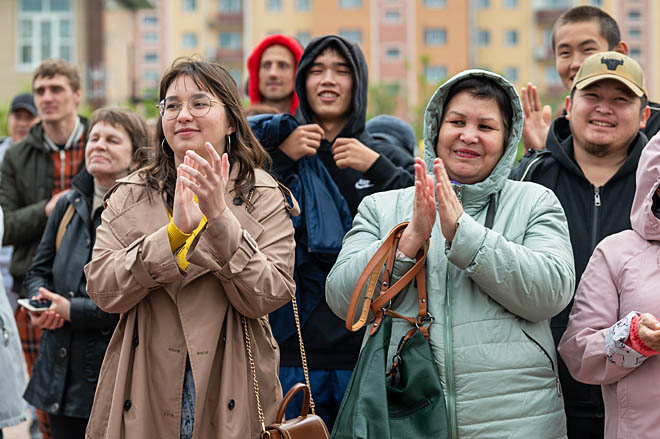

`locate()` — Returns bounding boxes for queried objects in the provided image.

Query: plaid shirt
[51,133,86,196]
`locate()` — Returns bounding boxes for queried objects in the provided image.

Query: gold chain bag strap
[240,189,329,439]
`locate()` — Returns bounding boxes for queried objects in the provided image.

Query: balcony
[533,45,553,61]
[210,12,243,29]
[215,48,243,63]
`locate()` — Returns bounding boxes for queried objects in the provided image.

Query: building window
[219,0,241,12]
[17,0,74,71]
[476,0,489,9]
[183,0,196,11]
[143,32,158,43]
[628,10,641,20]
[423,0,446,6]
[143,70,160,83]
[183,33,198,48]
[538,0,571,8]
[219,32,242,50]
[229,69,242,88]
[476,29,490,46]
[504,66,518,82]
[339,29,362,44]
[143,15,158,25]
[545,66,561,85]
[267,0,282,11]
[589,0,602,6]
[504,0,518,7]
[296,31,311,47]
[339,0,362,9]
[296,0,310,11]
[629,47,642,58]
[144,52,159,63]
[424,28,447,45]
[629,28,641,39]
[504,30,518,46]
[384,10,401,23]
[384,46,401,60]
[424,65,447,84]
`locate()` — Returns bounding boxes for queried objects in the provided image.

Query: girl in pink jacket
[559,133,660,439]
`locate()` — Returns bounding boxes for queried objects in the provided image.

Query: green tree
[367,81,400,121]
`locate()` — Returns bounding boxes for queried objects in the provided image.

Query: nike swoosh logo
[354,179,374,190]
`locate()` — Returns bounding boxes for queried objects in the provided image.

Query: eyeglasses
[157,95,220,120]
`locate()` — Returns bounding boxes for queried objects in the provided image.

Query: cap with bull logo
[571,51,646,97]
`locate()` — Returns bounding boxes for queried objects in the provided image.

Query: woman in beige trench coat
[83,59,297,439]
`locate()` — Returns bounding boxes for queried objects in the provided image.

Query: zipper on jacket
[1,316,8,347]
[444,183,462,439]
[444,266,457,439]
[522,329,562,397]
[60,149,66,191]
[591,186,601,251]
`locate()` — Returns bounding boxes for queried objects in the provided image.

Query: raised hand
[433,158,464,243]
[280,124,324,161]
[638,313,660,352]
[178,141,231,224]
[398,157,436,258]
[332,137,380,173]
[173,154,203,233]
[521,82,552,154]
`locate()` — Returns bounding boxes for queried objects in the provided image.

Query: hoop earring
[226,135,231,156]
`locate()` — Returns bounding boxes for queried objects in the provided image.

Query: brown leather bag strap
[344,222,408,332]
[275,383,311,423]
[55,203,75,252]
[370,243,428,314]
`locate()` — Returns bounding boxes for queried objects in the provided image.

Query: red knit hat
[247,34,304,115]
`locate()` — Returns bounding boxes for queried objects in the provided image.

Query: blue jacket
[249,114,353,365]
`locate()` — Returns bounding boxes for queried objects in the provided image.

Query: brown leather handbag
[241,294,330,439]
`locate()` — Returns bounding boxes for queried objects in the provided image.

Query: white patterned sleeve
[604,311,648,368]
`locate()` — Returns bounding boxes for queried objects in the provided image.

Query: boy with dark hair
[263,35,414,430]
[521,5,659,153]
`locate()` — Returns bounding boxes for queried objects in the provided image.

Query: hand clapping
[173,141,230,233]
[398,157,464,257]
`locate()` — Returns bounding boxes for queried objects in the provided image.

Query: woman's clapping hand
[173,142,230,233]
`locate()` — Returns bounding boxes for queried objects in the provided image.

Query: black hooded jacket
[273,35,414,370]
[272,35,414,216]
[511,115,648,419]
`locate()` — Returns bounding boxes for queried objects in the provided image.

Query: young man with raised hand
[521,5,659,153]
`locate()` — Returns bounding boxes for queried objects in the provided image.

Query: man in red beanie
[247,34,304,115]
[247,34,325,165]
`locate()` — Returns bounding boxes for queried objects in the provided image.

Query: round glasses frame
[157,96,221,120]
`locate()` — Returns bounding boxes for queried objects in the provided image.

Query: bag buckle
[415,312,434,329]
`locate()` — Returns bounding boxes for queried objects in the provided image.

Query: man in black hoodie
[512,52,650,439]
[267,35,414,429]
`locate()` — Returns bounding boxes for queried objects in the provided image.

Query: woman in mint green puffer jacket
[326,70,575,439]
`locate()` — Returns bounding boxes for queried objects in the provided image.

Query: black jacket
[268,35,414,369]
[0,118,88,292]
[643,100,660,140]
[511,116,648,419]
[23,169,118,418]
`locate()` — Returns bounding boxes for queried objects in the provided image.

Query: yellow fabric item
[167,215,207,271]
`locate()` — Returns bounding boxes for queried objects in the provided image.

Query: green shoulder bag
[331,222,449,439]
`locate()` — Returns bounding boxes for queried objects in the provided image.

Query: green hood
[422,70,523,207]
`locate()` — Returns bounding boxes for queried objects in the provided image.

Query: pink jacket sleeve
[558,243,639,385]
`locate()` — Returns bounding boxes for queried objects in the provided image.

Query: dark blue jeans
[279,366,352,433]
